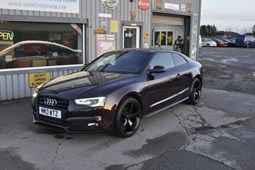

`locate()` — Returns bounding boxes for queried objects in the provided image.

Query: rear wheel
[187,78,202,105]
[115,98,142,137]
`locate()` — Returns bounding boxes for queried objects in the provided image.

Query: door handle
[176,74,181,78]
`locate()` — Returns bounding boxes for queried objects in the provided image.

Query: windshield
[84,51,151,74]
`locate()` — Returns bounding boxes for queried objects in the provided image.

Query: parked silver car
[202,38,217,47]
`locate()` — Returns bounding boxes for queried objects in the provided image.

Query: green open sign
[0,30,14,41]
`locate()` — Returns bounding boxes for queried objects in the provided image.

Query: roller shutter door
[152,15,184,26]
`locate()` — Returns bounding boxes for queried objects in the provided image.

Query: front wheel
[187,78,202,105]
[115,98,142,137]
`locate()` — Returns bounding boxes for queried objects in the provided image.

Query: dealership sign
[102,0,118,9]
[138,0,149,10]
[164,3,179,11]
[0,0,80,14]
[0,30,14,41]
[96,34,116,57]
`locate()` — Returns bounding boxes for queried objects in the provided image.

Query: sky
[201,0,255,33]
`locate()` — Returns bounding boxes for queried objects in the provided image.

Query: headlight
[32,81,47,98]
[32,90,38,98]
[74,97,106,107]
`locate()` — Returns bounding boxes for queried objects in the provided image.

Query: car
[211,38,227,47]
[220,39,235,47]
[31,49,203,137]
[235,35,255,48]
[201,38,217,47]
[0,40,82,68]
[199,35,202,48]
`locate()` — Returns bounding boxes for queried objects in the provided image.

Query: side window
[149,53,174,70]
[171,53,188,66]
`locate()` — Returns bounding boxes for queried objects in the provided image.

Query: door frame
[122,25,141,48]
[120,21,143,49]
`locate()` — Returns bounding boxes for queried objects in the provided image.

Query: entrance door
[123,26,140,48]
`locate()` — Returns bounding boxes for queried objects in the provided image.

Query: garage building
[0,0,201,101]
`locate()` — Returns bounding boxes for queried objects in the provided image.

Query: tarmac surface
[1,90,255,170]
[0,47,255,170]
[199,47,255,95]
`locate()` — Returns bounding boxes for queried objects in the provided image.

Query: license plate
[39,106,62,119]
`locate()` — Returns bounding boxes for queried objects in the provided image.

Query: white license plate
[39,107,62,119]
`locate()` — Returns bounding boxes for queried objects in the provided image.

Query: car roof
[112,48,177,54]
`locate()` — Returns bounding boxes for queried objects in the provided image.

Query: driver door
[144,52,183,114]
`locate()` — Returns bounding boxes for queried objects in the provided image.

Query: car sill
[144,97,189,118]
[149,88,189,108]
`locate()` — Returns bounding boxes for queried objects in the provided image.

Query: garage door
[152,15,184,26]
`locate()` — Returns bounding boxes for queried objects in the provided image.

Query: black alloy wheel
[115,97,142,137]
[188,78,202,105]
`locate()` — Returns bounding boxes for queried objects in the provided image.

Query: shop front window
[0,22,84,69]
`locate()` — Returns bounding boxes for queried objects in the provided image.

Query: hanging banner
[0,0,80,14]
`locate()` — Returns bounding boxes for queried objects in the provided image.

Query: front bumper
[33,112,103,133]
[32,92,117,133]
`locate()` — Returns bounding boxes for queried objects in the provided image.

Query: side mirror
[149,65,166,74]
[147,65,166,80]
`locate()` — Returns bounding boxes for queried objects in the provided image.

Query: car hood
[41,71,133,93]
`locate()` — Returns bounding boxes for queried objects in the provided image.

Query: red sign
[138,0,149,10]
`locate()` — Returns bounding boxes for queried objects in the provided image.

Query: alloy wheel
[116,98,141,137]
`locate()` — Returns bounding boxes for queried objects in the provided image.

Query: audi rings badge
[44,98,57,107]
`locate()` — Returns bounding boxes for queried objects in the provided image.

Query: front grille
[37,95,69,110]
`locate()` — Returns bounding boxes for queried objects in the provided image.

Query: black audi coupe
[32,49,203,137]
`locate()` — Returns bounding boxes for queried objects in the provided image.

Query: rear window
[171,53,188,66]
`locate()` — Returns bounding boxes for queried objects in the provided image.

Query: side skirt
[143,97,189,118]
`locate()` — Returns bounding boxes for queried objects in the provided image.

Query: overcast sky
[201,0,255,33]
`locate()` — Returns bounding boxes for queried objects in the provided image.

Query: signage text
[0,31,14,41]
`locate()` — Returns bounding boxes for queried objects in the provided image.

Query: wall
[0,67,79,100]
[152,0,202,59]
[0,0,152,100]
[81,0,152,62]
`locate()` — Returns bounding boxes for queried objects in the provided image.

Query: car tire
[187,78,202,105]
[115,97,142,137]
[206,44,210,47]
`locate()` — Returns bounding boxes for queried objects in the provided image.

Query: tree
[225,26,232,32]
[200,24,217,37]
[200,25,207,36]
[252,25,255,36]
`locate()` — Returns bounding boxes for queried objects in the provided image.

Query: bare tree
[241,26,252,34]
[252,25,255,36]
[225,26,232,32]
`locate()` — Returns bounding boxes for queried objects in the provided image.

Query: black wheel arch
[116,92,144,116]
[194,75,203,85]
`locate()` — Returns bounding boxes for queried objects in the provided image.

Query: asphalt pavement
[1,47,255,170]
[1,87,255,170]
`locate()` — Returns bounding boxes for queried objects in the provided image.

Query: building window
[154,31,173,47]
[0,22,84,69]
